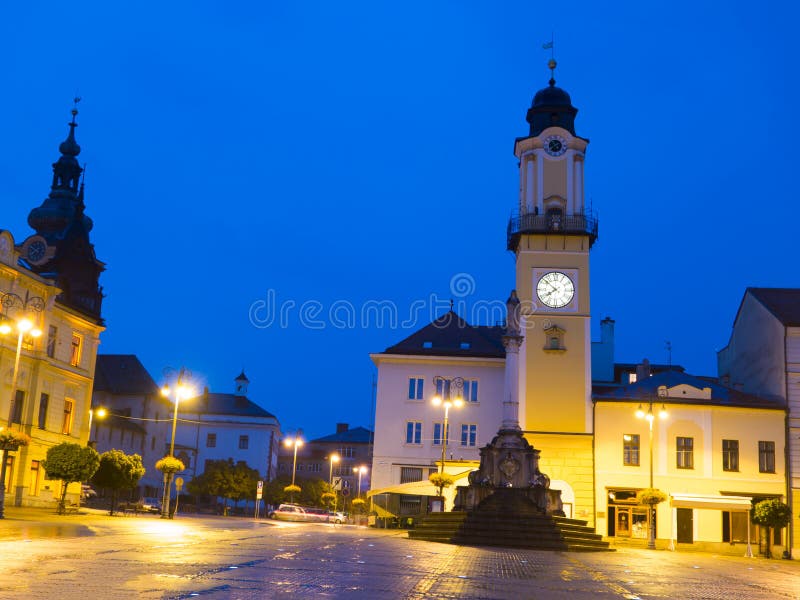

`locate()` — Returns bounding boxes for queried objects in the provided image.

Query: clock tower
[507,60,598,521]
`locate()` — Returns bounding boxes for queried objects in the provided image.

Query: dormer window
[423,341,433,349]
[460,342,470,350]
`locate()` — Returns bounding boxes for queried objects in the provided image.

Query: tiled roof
[383,311,505,358]
[746,287,800,327]
[94,354,160,396]
[593,369,784,409]
[310,426,373,444]
[188,393,277,419]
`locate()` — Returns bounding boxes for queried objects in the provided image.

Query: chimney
[600,317,615,345]
[636,358,651,381]
[336,423,349,434]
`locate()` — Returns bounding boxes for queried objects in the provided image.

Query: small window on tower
[542,326,566,353]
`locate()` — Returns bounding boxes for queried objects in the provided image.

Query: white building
[370,311,505,514]
[174,372,281,485]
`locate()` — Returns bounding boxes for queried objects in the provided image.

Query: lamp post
[635,388,668,549]
[353,465,367,498]
[328,453,340,511]
[0,292,44,519]
[87,407,107,447]
[432,376,464,476]
[284,435,303,501]
[160,367,193,519]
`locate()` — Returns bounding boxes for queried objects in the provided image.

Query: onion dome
[525,59,578,137]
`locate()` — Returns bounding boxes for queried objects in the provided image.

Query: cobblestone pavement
[0,508,798,599]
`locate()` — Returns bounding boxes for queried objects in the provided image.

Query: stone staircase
[408,489,612,552]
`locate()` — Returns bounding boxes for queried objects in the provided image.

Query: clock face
[536,271,575,308]
[26,238,48,265]
[543,135,567,157]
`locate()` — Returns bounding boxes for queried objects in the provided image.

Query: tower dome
[525,60,578,137]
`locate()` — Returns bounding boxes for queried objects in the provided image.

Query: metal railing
[507,211,598,249]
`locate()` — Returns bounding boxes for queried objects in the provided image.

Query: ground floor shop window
[607,488,652,539]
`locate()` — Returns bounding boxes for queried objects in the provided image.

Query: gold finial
[71,96,81,124]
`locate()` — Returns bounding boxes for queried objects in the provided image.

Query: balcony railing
[507,211,598,249]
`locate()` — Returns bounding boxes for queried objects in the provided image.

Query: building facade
[1,107,104,507]
[718,287,800,558]
[91,354,172,498]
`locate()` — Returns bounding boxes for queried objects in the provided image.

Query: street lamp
[636,388,668,549]
[284,435,303,502]
[87,407,107,446]
[353,465,367,498]
[431,376,464,476]
[328,453,340,511]
[160,367,193,519]
[0,292,44,519]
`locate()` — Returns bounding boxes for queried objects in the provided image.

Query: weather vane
[542,34,556,82]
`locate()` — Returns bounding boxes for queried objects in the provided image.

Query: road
[0,509,798,599]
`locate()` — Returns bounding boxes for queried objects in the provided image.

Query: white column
[525,158,535,213]
[566,152,574,214]
[536,153,544,214]
[501,335,523,431]
[576,155,584,213]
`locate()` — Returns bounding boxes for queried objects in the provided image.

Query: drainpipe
[784,328,793,559]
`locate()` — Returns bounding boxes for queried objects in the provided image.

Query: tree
[42,443,100,514]
[752,499,791,558]
[91,450,145,516]
[186,459,260,514]
[429,472,455,497]
[0,429,30,519]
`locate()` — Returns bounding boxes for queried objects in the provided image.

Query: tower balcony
[507,211,598,250]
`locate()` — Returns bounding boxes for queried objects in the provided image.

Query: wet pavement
[0,507,798,599]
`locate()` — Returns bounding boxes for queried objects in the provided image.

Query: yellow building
[595,369,785,554]
[0,107,104,508]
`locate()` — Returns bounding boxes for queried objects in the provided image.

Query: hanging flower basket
[155,456,185,474]
[637,488,667,506]
[283,484,301,494]
[0,429,31,451]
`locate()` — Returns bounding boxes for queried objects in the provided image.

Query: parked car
[268,504,330,523]
[140,497,162,513]
[328,511,346,524]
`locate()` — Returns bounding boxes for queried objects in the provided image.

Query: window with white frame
[239,435,249,450]
[432,422,450,446]
[70,333,82,367]
[408,377,424,400]
[405,421,422,445]
[460,424,477,447]
[463,379,479,402]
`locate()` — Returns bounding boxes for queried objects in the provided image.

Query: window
[405,421,422,445]
[623,434,640,466]
[238,435,249,450]
[308,463,321,473]
[461,424,477,447]
[46,325,57,358]
[408,377,424,400]
[422,341,433,349]
[400,467,423,483]
[70,333,82,367]
[463,379,479,402]
[759,441,776,473]
[628,373,638,384]
[61,398,74,435]
[29,460,41,496]
[338,447,354,458]
[206,433,217,448]
[722,439,739,472]
[37,393,49,429]
[432,422,449,446]
[11,390,24,424]
[676,437,693,469]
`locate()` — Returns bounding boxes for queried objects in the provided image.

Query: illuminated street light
[352,465,367,498]
[431,376,464,476]
[160,367,194,519]
[284,435,303,487]
[635,387,668,549]
[328,453,340,488]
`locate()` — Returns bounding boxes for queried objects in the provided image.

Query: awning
[670,493,752,511]
[366,469,474,498]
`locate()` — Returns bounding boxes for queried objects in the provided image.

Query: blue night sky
[1,2,797,439]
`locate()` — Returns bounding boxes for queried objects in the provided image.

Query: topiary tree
[428,472,455,497]
[284,484,301,503]
[321,492,337,510]
[91,450,145,516]
[351,497,366,514]
[0,429,30,519]
[42,443,100,514]
[752,499,791,558]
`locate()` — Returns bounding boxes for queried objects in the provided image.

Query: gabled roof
[383,311,505,358]
[94,354,160,396]
[593,369,784,409]
[188,393,277,419]
[310,426,373,444]
[745,287,800,327]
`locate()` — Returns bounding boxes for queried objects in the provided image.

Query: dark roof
[745,288,800,327]
[188,393,276,419]
[310,426,373,444]
[383,311,505,358]
[94,354,160,396]
[593,369,784,409]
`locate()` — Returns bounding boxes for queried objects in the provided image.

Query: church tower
[22,103,104,322]
[507,60,598,522]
